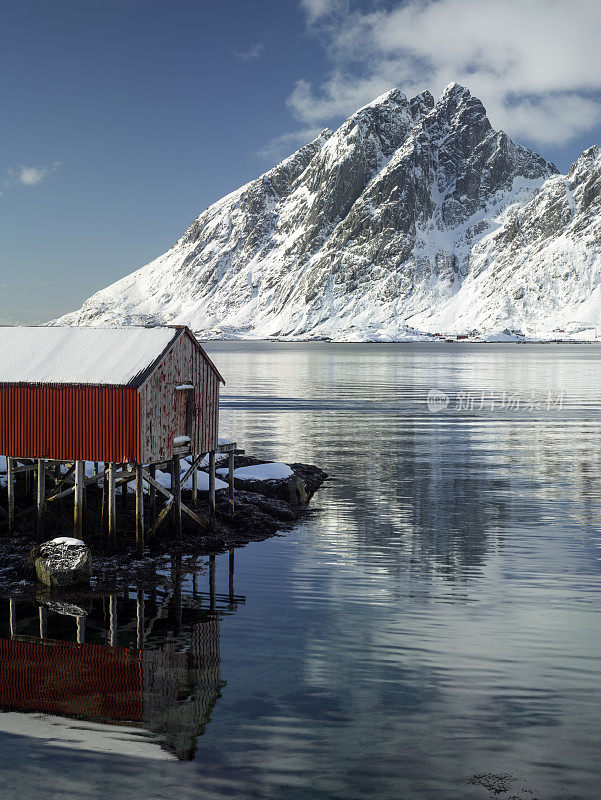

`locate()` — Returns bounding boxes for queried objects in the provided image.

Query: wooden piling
[209,554,216,612]
[39,606,48,639]
[228,451,235,514]
[107,462,116,552]
[7,458,14,532]
[229,548,235,606]
[192,462,198,506]
[136,588,145,650]
[36,459,45,540]
[149,464,156,521]
[120,463,128,510]
[74,460,84,539]
[135,464,144,556]
[109,595,117,646]
[100,462,106,534]
[54,463,63,525]
[76,615,85,644]
[209,450,216,526]
[9,598,16,638]
[172,454,182,540]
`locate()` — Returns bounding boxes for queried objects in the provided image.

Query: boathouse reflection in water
[0,552,244,760]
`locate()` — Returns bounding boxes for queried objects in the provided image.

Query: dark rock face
[289,463,329,499]
[456,145,601,335]
[55,84,561,339]
[231,473,309,507]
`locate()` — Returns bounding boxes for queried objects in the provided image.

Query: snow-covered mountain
[53,84,601,340]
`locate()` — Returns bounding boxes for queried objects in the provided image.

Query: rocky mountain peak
[52,84,598,342]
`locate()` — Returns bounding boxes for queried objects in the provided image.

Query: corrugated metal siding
[0,384,140,462]
[140,334,220,462]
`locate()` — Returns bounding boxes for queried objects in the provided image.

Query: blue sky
[2,0,601,324]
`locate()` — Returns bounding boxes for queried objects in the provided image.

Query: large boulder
[31,537,92,588]
[217,463,309,507]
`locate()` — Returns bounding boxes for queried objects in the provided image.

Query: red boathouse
[0,325,224,463]
[0,325,234,548]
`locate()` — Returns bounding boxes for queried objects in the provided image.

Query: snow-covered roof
[0,326,180,386]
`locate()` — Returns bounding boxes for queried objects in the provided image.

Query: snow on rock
[51,83,592,341]
[217,462,294,482]
[0,326,176,384]
[154,469,228,492]
[49,537,85,546]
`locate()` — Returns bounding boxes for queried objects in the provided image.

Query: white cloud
[300,0,346,24]
[257,126,325,162]
[292,0,601,147]
[5,161,61,188]
[233,43,264,61]
[18,166,48,186]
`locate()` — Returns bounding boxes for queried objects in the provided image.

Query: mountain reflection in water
[0,553,243,761]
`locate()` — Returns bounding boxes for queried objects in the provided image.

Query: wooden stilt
[9,598,16,638]
[135,464,144,556]
[100,463,106,535]
[120,463,128,510]
[76,615,85,644]
[149,464,156,521]
[109,595,117,646]
[172,455,182,540]
[54,464,63,525]
[229,548,235,606]
[228,451,235,514]
[74,460,84,539]
[108,462,116,552]
[192,460,198,506]
[209,554,216,612]
[209,450,216,527]
[146,495,174,539]
[7,458,14,532]
[36,459,45,540]
[136,588,145,650]
[142,467,207,529]
[39,606,48,639]
[25,465,31,502]
[172,556,182,635]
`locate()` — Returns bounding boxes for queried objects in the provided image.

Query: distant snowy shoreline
[197,334,601,344]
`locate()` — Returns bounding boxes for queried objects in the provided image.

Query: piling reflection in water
[0,551,245,761]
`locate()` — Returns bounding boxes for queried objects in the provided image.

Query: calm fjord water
[2,343,600,800]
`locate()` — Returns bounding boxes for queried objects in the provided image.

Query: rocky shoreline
[0,455,328,595]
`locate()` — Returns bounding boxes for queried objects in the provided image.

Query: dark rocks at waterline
[198,461,329,546]
[224,457,328,505]
[0,459,328,590]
